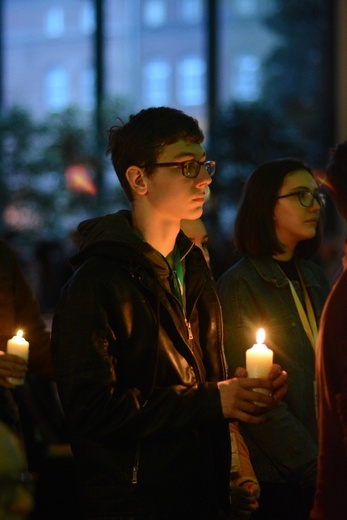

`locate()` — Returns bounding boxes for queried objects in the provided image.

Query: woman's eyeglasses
[277,190,326,208]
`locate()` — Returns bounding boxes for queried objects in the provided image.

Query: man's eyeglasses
[143,159,216,179]
[277,190,326,208]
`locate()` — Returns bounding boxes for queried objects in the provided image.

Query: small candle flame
[256,328,265,344]
[16,330,24,338]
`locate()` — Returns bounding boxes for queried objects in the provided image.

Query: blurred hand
[230,483,259,519]
[0,351,27,388]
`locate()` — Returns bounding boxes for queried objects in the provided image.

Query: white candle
[7,330,29,385]
[246,328,273,403]
[246,328,273,378]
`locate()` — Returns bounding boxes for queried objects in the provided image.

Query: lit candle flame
[16,330,24,338]
[256,328,265,344]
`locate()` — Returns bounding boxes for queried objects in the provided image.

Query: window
[80,67,95,110]
[44,66,69,111]
[179,0,203,23]
[234,0,258,16]
[44,6,65,38]
[81,1,95,34]
[143,0,167,27]
[176,57,206,106]
[233,54,261,102]
[143,61,171,105]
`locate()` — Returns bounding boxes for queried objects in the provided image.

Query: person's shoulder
[217,256,252,283]
[300,258,330,287]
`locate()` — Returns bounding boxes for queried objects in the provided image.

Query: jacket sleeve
[51,267,226,441]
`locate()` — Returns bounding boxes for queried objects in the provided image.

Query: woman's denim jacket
[217,255,330,488]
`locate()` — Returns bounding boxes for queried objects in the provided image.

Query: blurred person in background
[0,238,53,435]
[0,238,78,520]
[311,141,347,520]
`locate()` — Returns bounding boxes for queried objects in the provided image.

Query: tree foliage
[0,98,130,240]
[207,0,334,238]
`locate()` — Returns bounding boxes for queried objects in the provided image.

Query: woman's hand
[268,363,288,402]
[0,351,27,387]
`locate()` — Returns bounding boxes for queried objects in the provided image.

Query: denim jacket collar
[248,255,322,290]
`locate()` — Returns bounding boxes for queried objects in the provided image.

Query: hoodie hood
[70,209,194,271]
[78,210,143,251]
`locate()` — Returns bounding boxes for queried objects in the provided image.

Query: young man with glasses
[51,107,287,520]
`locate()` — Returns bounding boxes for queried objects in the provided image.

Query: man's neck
[132,208,180,258]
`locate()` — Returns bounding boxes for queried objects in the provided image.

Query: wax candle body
[246,344,273,377]
[246,329,273,403]
[7,330,29,385]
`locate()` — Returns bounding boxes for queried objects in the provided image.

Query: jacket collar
[248,255,322,289]
[70,210,194,272]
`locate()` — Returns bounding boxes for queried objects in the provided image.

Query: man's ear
[126,166,148,196]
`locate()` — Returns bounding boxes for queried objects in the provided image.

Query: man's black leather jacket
[51,211,231,519]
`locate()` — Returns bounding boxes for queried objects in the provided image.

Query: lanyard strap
[286,273,318,352]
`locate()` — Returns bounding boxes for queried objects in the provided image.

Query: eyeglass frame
[140,159,216,179]
[276,190,326,208]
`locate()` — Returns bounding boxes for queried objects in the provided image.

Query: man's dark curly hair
[106,106,204,201]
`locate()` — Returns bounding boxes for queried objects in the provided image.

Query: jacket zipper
[132,445,140,485]
[185,317,193,340]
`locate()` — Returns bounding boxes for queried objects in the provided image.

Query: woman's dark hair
[234,158,324,259]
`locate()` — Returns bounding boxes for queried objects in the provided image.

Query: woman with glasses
[217,158,330,520]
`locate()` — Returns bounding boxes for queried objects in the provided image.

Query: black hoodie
[51,210,231,519]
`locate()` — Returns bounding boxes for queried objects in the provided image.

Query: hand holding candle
[246,328,273,404]
[7,330,29,385]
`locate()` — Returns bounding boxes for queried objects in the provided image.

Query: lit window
[45,7,65,38]
[176,57,206,106]
[143,0,167,27]
[143,61,171,105]
[45,66,69,111]
[234,0,258,16]
[233,55,261,102]
[81,1,95,34]
[179,0,203,22]
[80,67,95,110]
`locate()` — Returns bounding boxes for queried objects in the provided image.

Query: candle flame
[256,328,265,344]
[16,330,23,338]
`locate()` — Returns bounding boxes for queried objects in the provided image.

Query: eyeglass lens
[183,160,215,178]
[300,191,325,207]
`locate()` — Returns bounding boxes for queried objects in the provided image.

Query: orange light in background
[313,168,330,191]
[65,164,97,195]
